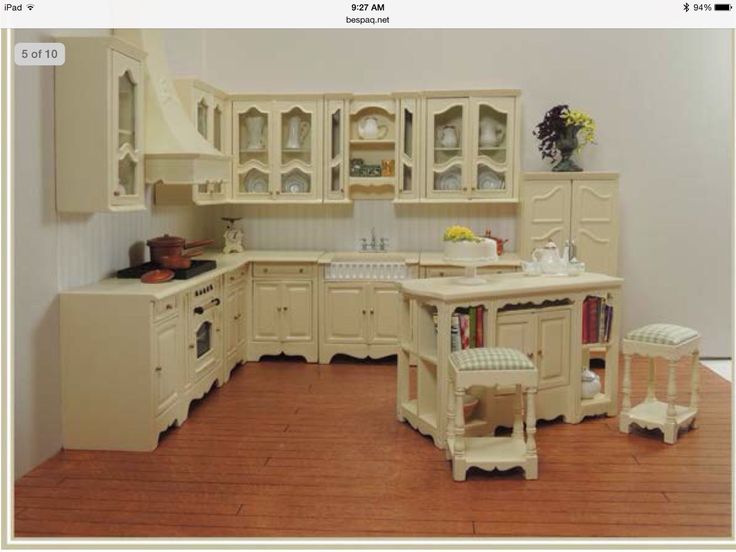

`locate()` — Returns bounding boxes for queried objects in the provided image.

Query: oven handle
[194,298,221,315]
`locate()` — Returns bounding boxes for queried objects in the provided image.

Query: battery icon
[714,3,732,10]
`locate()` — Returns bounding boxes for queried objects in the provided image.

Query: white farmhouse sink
[325,252,409,281]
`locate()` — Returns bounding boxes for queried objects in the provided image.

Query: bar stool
[619,324,701,444]
[446,348,539,481]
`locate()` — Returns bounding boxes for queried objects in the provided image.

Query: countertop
[61,250,324,300]
[401,271,623,302]
[60,249,526,300]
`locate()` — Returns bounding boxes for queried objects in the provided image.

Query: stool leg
[445,372,455,459]
[664,359,678,444]
[452,385,467,481]
[646,358,656,402]
[525,385,538,480]
[690,350,700,429]
[512,384,523,443]
[619,354,632,433]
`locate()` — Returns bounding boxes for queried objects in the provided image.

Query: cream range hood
[115,30,230,187]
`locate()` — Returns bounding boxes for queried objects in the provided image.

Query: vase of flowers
[533,105,596,172]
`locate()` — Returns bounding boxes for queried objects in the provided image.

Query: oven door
[189,300,222,384]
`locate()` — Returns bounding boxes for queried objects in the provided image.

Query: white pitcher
[285,116,310,150]
[245,115,265,150]
[479,117,505,147]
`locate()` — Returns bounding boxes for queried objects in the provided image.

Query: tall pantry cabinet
[519,172,619,276]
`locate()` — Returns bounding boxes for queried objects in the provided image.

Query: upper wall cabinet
[56,37,147,213]
[232,97,322,203]
[424,91,520,203]
[155,79,231,206]
[347,96,399,200]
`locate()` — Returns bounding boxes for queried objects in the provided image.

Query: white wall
[163,29,733,357]
[13,29,213,478]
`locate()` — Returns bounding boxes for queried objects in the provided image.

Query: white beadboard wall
[219,202,517,252]
[57,188,216,290]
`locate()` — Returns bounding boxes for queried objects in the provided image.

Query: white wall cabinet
[519,172,619,275]
[248,263,318,362]
[424,91,520,203]
[319,281,402,363]
[323,96,350,203]
[56,37,146,213]
[233,97,323,203]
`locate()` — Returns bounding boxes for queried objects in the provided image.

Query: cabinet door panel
[324,283,366,343]
[470,96,515,200]
[152,317,181,416]
[536,308,571,390]
[369,283,400,344]
[233,101,273,200]
[520,180,571,258]
[425,98,468,199]
[224,286,239,359]
[274,99,320,201]
[571,180,618,275]
[495,312,535,357]
[252,280,281,341]
[236,285,247,353]
[282,281,313,342]
[111,51,144,207]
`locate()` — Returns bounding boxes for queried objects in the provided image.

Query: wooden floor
[14,356,732,539]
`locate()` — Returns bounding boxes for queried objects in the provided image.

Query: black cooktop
[116,260,217,280]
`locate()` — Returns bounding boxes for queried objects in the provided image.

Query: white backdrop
[165,29,734,358]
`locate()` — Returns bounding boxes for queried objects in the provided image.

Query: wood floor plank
[13,357,731,538]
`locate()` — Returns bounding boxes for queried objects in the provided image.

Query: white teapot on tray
[532,241,567,275]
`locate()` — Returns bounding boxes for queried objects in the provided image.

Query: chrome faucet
[359,227,389,252]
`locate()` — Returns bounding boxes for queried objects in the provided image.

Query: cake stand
[442,258,495,286]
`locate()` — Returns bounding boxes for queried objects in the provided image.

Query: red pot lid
[146,234,185,247]
[140,269,175,284]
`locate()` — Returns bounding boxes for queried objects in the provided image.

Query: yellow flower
[564,108,596,148]
[443,225,478,242]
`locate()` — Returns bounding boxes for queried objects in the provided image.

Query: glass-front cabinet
[323,96,349,202]
[425,97,468,200]
[396,95,421,202]
[56,37,147,212]
[233,98,322,202]
[424,92,519,202]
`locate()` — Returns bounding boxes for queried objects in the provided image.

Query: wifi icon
[26,3,34,10]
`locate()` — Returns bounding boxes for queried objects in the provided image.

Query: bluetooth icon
[684,2,690,10]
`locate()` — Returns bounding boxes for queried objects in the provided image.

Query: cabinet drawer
[225,264,248,288]
[425,266,517,278]
[153,296,178,320]
[252,263,315,278]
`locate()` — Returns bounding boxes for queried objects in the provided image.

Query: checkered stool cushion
[449,347,535,372]
[625,324,699,346]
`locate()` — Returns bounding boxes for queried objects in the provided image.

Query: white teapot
[531,241,567,275]
[581,367,602,399]
[358,115,388,140]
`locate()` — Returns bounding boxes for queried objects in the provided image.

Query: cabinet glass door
[235,102,272,200]
[197,98,208,139]
[426,98,468,199]
[397,97,420,201]
[111,51,143,206]
[275,101,319,200]
[324,100,348,202]
[471,97,514,199]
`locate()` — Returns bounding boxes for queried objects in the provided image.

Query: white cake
[443,238,498,263]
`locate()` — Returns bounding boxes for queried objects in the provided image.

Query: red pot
[146,234,213,265]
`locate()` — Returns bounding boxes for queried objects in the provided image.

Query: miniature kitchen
[12,28,732,539]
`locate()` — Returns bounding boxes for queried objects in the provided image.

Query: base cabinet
[152,316,183,418]
[490,306,573,426]
[248,263,318,362]
[319,281,401,363]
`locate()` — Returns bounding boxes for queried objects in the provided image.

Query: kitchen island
[397,271,623,448]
